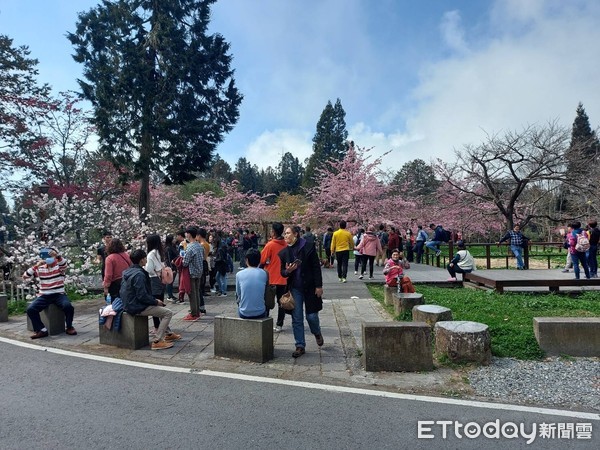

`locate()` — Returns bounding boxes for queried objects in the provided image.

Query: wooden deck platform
[463,270,600,293]
[391,263,600,294]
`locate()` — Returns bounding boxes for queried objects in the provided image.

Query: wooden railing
[424,242,569,269]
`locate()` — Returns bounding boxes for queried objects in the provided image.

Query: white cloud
[244,129,313,169]
[440,10,469,54]
[389,0,600,167]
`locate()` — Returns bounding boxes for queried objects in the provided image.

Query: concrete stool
[534,317,600,357]
[362,322,433,372]
[383,285,395,306]
[0,294,8,322]
[99,313,149,350]
[413,304,453,328]
[393,293,424,316]
[26,303,66,335]
[214,316,274,363]
[434,321,491,365]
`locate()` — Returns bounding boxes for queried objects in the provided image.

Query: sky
[2,0,600,174]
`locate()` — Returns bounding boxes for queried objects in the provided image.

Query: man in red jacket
[260,222,288,332]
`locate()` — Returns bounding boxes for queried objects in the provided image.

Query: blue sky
[2,0,600,173]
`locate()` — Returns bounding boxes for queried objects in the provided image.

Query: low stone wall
[99,313,149,350]
[362,321,433,372]
[214,316,274,363]
[533,317,600,357]
[0,294,7,322]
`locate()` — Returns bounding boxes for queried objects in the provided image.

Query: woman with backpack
[567,221,591,279]
[145,234,166,334]
[356,225,383,279]
[353,228,365,276]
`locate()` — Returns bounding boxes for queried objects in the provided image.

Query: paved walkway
[0,263,458,395]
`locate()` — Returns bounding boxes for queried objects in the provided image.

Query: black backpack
[440,228,452,243]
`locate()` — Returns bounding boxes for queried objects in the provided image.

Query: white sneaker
[210,289,217,294]
[354,271,358,275]
[274,326,282,333]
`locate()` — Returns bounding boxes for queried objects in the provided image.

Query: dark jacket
[278,238,323,314]
[119,265,158,315]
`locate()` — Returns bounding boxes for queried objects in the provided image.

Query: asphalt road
[1,342,597,449]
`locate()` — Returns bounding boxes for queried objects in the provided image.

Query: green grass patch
[366,284,600,360]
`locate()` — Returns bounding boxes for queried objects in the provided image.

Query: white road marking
[1,336,598,421]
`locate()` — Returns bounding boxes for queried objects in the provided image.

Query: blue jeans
[587,245,598,276]
[415,241,425,263]
[291,287,321,349]
[216,271,227,294]
[510,245,524,269]
[571,251,590,279]
[425,241,440,253]
[239,310,267,319]
[27,293,74,331]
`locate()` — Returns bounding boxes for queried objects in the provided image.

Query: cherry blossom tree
[302,145,414,229]
[179,180,275,231]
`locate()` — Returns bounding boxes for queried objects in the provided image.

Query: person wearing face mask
[23,247,77,339]
[279,225,324,358]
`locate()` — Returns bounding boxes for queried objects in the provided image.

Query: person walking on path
[279,225,324,359]
[497,224,528,270]
[330,220,353,283]
[120,249,181,350]
[260,222,288,332]
[567,221,591,280]
[352,228,364,277]
[446,241,475,281]
[24,247,77,339]
[356,225,383,279]
[322,227,334,267]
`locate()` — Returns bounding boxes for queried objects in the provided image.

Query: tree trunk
[138,129,152,220]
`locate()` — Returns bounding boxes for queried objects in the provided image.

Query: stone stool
[413,304,453,328]
[26,303,66,335]
[0,294,8,322]
[434,321,491,365]
[383,285,395,306]
[393,292,424,316]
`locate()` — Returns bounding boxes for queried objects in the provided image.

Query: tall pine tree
[68,0,242,217]
[278,151,304,194]
[303,98,348,187]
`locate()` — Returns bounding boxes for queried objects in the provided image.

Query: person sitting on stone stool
[23,247,77,339]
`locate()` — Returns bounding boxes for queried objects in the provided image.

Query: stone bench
[99,313,149,350]
[383,285,395,306]
[26,303,66,335]
[0,294,8,322]
[413,305,453,328]
[214,316,274,363]
[434,321,491,365]
[533,317,600,357]
[361,322,433,372]
[393,293,424,316]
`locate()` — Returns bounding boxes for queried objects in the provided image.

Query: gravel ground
[468,357,600,411]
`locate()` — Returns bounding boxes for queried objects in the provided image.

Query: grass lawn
[366,284,600,360]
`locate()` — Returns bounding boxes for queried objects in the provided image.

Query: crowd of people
[21,218,599,355]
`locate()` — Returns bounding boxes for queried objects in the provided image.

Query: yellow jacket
[331,228,354,252]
